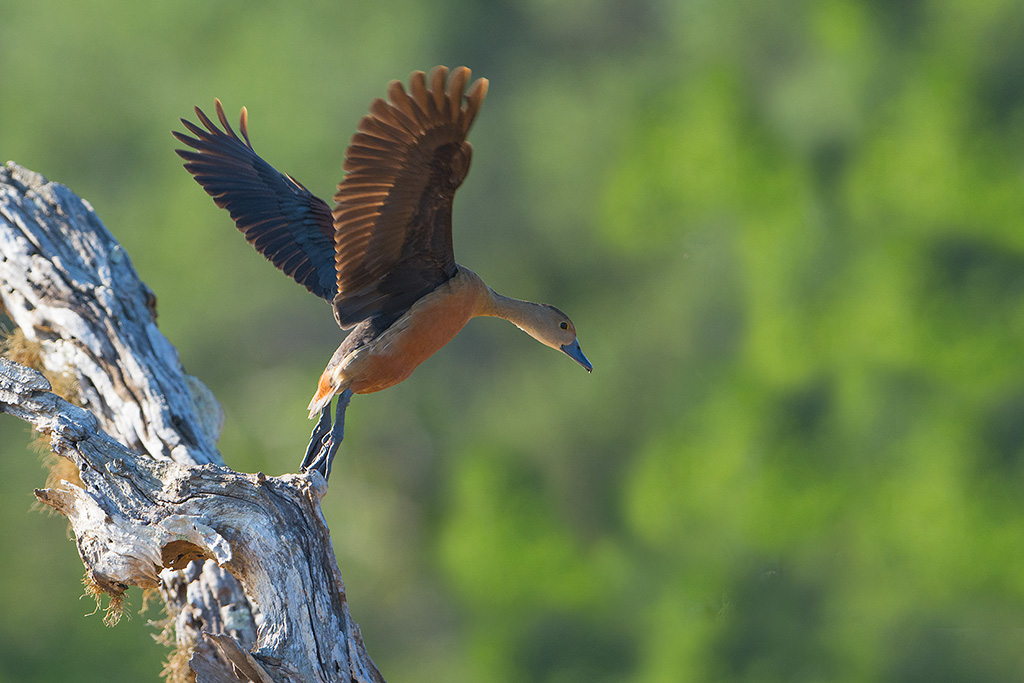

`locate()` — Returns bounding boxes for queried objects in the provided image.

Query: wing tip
[176,99,253,148]
[372,66,489,136]
[463,76,488,132]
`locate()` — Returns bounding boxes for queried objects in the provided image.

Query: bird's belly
[344,280,479,394]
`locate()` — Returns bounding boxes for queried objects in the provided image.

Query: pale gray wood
[0,162,382,682]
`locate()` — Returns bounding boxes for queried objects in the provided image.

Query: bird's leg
[320,388,352,481]
[301,403,333,473]
[302,388,353,481]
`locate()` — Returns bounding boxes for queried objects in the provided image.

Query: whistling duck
[174,66,591,480]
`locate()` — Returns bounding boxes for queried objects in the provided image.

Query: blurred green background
[3,0,1024,681]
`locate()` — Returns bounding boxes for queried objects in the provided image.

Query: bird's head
[528,304,593,373]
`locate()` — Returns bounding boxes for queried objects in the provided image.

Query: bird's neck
[480,289,551,343]
[455,265,553,345]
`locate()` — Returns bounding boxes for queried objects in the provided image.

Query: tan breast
[341,266,488,394]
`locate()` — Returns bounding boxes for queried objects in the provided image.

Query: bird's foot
[300,389,352,481]
[301,404,332,472]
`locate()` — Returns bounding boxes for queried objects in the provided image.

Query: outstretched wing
[174,101,337,301]
[331,65,489,327]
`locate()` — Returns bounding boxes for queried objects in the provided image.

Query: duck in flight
[174,66,591,480]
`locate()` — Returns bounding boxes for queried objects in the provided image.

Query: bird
[173,66,591,481]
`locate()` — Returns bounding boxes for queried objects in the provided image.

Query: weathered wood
[0,163,220,464]
[0,162,382,682]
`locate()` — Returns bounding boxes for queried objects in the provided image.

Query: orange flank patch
[345,269,487,395]
[307,370,337,417]
[315,370,335,403]
[307,268,489,406]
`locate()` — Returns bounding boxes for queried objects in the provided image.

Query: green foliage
[4,0,1024,680]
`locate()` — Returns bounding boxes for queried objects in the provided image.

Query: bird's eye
[560,321,568,330]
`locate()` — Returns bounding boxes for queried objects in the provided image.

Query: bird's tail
[307,369,339,419]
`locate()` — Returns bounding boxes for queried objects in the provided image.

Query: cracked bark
[0,161,383,683]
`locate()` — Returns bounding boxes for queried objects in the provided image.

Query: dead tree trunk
[0,161,383,683]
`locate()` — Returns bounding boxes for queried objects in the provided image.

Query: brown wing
[174,101,338,301]
[331,65,489,327]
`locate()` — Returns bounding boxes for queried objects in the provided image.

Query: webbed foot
[300,388,352,481]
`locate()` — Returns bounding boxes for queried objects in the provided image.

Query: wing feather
[174,100,337,301]
[331,66,488,327]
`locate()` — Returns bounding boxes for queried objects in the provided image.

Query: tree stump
[0,161,383,682]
